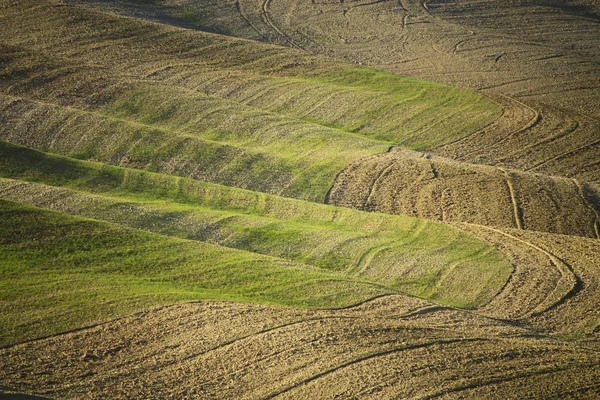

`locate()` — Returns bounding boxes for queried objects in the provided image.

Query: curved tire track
[572,178,600,239]
[261,0,305,50]
[498,167,524,230]
[261,338,485,400]
[475,226,582,319]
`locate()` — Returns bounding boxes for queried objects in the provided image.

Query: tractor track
[351,242,395,276]
[475,226,581,319]
[525,136,600,174]
[572,178,600,239]
[261,0,305,51]
[423,362,600,399]
[498,167,524,230]
[235,0,269,41]
[2,1,600,398]
[261,338,485,400]
[363,160,397,210]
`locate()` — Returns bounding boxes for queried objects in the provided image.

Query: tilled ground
[2,1,600,399]
[64,0,600,181]
[463,225,600,337]
[328,147,600,238]
[60,0,600,239]
[2,295,600,399]
[2,296,600,399]
[235,0,600,182]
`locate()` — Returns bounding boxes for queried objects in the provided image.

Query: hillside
[328,147,600,238]
[0,139,511,346]
[1,0,600,399]
[4,297,600,399]
[117,0,600,181]
[0,0,499,201]
[40,0,600,238]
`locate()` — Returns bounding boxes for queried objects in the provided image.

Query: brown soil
[2,1,600,399]
[3,295,600,399]
[59,0,600,238]
[4,214,600,398]
[328,147,600,238]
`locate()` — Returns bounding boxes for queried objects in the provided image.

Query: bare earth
[3,294,600,399]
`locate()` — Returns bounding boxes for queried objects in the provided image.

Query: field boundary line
[0,302,189,350]
[441,93,540,161]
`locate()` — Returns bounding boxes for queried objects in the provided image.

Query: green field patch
[0,141,513,313]
[0,199,391,347]
[305,67,501,149]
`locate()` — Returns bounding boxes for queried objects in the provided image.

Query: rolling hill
[1,0,600,399]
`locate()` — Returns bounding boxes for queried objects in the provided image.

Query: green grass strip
[0,199,391,347]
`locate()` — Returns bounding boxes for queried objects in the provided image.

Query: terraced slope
[0,140,511,319]
[0,0,501,202]
[0,198,398,346]
[4,198,600,398]
[182,0,599,183]
[0,209,600,399]
[57,0,600,238]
